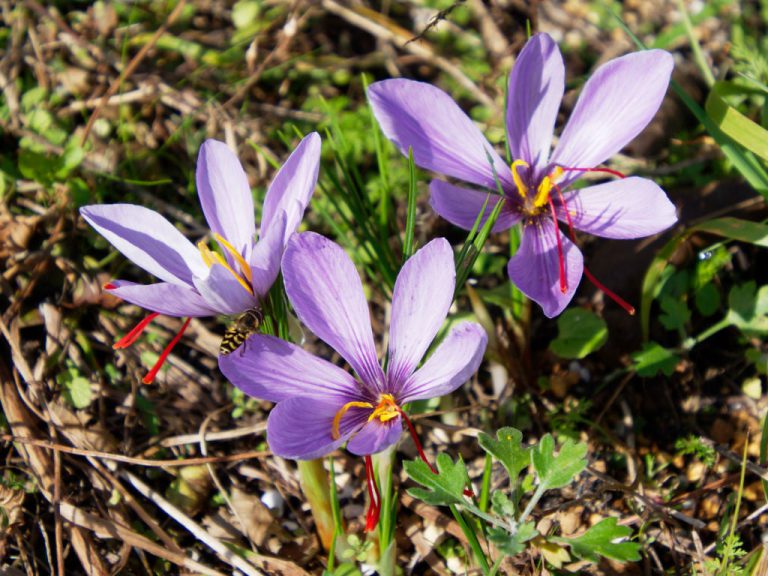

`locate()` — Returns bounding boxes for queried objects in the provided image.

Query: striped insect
[219,308,263,355]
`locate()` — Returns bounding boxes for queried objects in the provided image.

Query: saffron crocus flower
[219,232,487,529]
[80,133,321,382]
[368,33,677,317]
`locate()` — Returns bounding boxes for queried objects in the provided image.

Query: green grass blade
[403,147,418,261]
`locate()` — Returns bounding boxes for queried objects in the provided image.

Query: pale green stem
[297,459,335,551]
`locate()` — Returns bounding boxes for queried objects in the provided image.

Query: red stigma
[397,408,474,498]
[103,282,117,290]
[558,165,626,179]
[113,312,160,349]
[142,317,191,384]
[546,198,568,294]
[552,181,635,315]
[364,455,381,532]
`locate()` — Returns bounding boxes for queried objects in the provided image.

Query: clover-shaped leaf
[403,453,467,507]
[727,282,768,334]
[488,521,537,557]
[478,427,530,482]
[553,517,640,563]
[532,434,587,491]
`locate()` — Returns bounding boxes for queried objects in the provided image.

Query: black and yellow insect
[219,308,263,355]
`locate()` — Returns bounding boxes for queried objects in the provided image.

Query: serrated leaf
[490,491,516,518]
[478,427,530,482]
[553,517,640,563]
[727,282,768,334]
[404,453,467,507]
[64,376,93,409]
[659,295,691,331]
[549,308,607,359]
[532,434,587,491]
[488,521,537,556]
[632,342,680,377]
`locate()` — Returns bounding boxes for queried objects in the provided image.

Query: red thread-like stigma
[546,197,568,294]
[113,312,160,350]
[558,166,626,179]
[364,455,381,532]
[142,317,191,384]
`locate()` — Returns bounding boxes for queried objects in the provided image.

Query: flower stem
[373,446,397,576]
[450,504,491,575]
[297,459,335,550]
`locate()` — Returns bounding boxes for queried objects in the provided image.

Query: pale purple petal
[268,397,369,460]
[219,334,363,403]
[507,218,583,318]
[346,417,403,456]
[196,139,256,257]
[260,133,320,242]
[387,239,455,386]
[105,280,218,317]
[557,177,677,239]
[551,50,674,186]
[283,232,385,392]
[506,33,564,181]
[368,79,513,191]
[80,204,206,287]
[399,322,487,404]
[192,264,258,315]
[429,180,520,232]
[249,211,288,298]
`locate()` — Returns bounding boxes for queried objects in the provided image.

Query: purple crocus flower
[219,232,487,528]
[80,133,320,382]
[368,33,677,317]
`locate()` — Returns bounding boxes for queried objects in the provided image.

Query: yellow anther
[198,240,254,296]
[511,160,531,200]
[532,166,564,209]
[214,233,253,285]
[332,401,373,440]
[368,393,400,423]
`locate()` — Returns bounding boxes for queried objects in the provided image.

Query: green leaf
[706,81,768,163]
[549,308,608,359]
[531,435,587,491]
[641,217,768,340]
[553,517,641,563]
[726,282,768,334]
[488,521,537,557]
[232,0,260,29]
[404,453,468,506]
[478,427,530,482]
[695,283,721,317]
[490,491,516,518]
[64,376,93,410]
[659,295,691,331]
[632,342,680,377]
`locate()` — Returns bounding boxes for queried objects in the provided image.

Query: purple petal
[429,180,520,232]
[506,33,564,181]
[368,79,513,191]
[551,50,674,186]
[250,211,288,298]
[346,417,403,456]
[192,264,258,315]
[387,239,455,386]
[196,139,256,257]
[219,333,363,403]
[105,280,219,317]
[283,232,385,392]
[80,204,206,287]
[507,218,583,318]
[267,397,369,460]
[260,133,320,242]
[558,177,677,239]
[399,322,487,404]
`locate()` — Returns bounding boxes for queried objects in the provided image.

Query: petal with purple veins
[387,238,455,386]
[249,211,288,298]
[105,280,219,317]
[368,79,513,191]
[557,177,677,239]
[283,232,385,392]
[399,322,487,404]
[192,263,258,315]
[506,33,564,181]
[346,417,403,456]
[219,333,364,403]
[507,218,584,318]
[80,204,206,287]
[196,140,256,258]
[429,180,520,233]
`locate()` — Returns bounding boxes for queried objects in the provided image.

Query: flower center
[510,160,564,216]
[197,233,254,295]
[331,393,401,440]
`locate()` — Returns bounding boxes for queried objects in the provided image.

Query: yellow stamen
[332,401,373,440]
[368,393,400,423]
[532,166,563,209]
[214,233,253,285]
[511,160,530,200]
[197,240,254,296]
